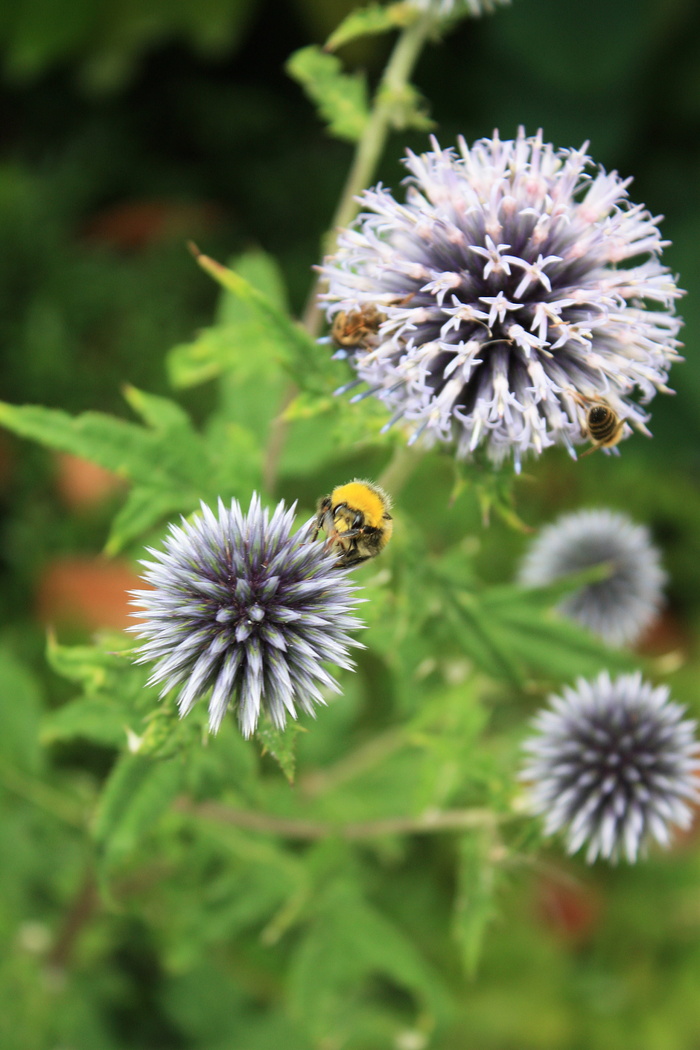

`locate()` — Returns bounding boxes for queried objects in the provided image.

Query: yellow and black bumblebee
[312,479,393,569]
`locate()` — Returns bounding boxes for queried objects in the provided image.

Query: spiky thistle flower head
[321,129,683,471]
[518,508,666,648]
[521,672,700,863]
[130,495,364,738]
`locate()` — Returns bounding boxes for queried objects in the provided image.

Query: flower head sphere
[522,672,700,863]
[518,508,666,648]
[321,129,683,470]
[130,495,364,738]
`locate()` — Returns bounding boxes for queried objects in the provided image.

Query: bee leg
[334,552,370,569]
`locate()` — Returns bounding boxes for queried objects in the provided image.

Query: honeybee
[331,305,386,350]
[575,396,626,457]
[312,479,393,569]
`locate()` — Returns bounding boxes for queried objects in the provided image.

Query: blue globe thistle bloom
[522,672,700,863]
[518,508,666,648]
[130,496,364,738]
[321,129,683,471]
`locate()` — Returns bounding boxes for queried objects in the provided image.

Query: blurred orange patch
[54,453,125,511]
[36,556,145,632]
[82,199,224,253]
[535,872,602,945]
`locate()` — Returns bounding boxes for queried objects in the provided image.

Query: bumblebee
[571,394,627,457]
[312,479,393,569]
[331,305,385,351]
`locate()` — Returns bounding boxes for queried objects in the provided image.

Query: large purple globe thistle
[521,672,700,863]
[130,496,364,738]
[518,508,666,648]
[321,129,683,470]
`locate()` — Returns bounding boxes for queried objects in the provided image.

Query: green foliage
[0,0,698,1047]
[325,2,415,51]
[286,46,370,142]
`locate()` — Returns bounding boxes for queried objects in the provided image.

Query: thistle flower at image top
[518,508,666,648]
[321,129,683,470]
[521,672,700,863]
[130,495,364,738]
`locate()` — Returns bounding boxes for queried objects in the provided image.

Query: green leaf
[168,248,291,390]
[325,2,414,51]
[483,563,614,610]
[42,696,128,749]
[104,484,192,555]
[93,753,185,868]
[189,246,329,392]
[216,248,288,322]
[0,399,204,492]
[46,634,129,691]
[288,880,450,1041]
[122,384,193,432]
[453,828,500,977]
[377,79,434,132]
[286,45,369,143]
[0,645,44,773]
[256,719,305,784]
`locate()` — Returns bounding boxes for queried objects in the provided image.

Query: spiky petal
[521,672,700,863]
[518,508,666,647]
[321,129,683,471]
[130,495,364,738]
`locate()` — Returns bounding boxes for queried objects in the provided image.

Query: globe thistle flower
[321,129,683,471]
[518,508,666,648]
[521,672,700,863]
[130,496,364,738]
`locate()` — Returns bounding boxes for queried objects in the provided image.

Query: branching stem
[177,798,507,840]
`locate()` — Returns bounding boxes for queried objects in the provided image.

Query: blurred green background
[1,0,700,1047]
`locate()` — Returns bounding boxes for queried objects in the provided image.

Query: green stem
[178,798,508,840]
[301,10,435,338]
[266,12,435,494]
[377,441,425,496]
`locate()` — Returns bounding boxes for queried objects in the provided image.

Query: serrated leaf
[190,246,329,392]
[286,46,369,143]
[93,753,184,868]
[168,249,291,390]
[256,719,305,784]
[0,400,204,493]
[453,828,499,977]
[326,1,414,51]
